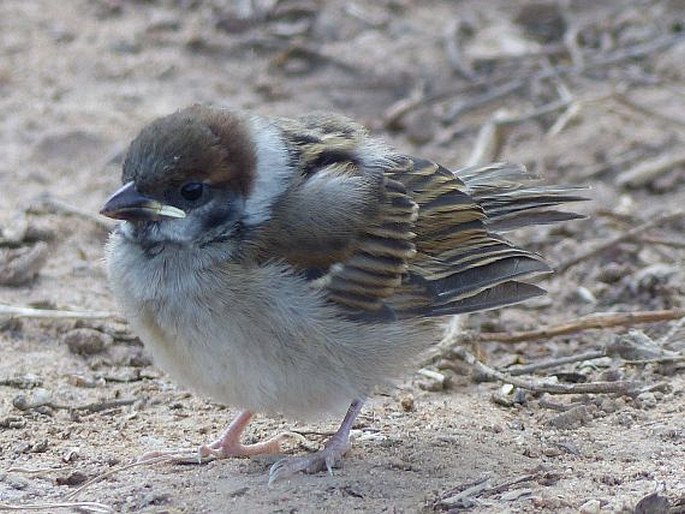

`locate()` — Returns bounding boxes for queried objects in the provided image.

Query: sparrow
[100,104,584,483]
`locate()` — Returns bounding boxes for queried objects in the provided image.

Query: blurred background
[1,1,684,512]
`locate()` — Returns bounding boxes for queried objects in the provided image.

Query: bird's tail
[388,159,586,318]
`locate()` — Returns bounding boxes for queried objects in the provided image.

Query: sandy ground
[1,1,684,512]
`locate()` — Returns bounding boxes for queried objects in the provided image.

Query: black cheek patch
[201,203,240,232]
[195,188,246,243]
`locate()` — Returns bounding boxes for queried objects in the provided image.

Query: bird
[100,104,585,483]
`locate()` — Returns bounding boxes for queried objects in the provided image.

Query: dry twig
[480,473,539,498]
[436,471,545,509]
[445,79,527,122]
[466,110,510,166]
[445,33,685,122]
[0,242,49,286]
[636,236,685,249]
[443,17,476,79]
[506,350,607,376]
[72,399,136,414]
[576,147,647,180]
[64,455,190,501]
[436,476,490,508]
[613,92,685,130]
[445,345,640,395]
[0,304,119,321]
[556,210,685,273]
[0,501,113,513]
[616,152,685,188]
[30,196,112,230]
[387,33,685,127]
[5,466,69,475]
[658,316,685,347]
[473,309,685,344]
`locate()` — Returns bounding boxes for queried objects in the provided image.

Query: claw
[268,399,364,484]
[267,434,352,484]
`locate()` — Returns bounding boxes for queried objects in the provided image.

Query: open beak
[100,181,186,221]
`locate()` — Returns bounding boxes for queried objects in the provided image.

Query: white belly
[105,231,435,419]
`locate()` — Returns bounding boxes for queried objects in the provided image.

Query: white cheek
[119,221,135,239]
[155,218,197,244]
[242,115,293,226]
[127,217,201,246]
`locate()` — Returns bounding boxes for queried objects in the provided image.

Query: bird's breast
[104,231,382,417]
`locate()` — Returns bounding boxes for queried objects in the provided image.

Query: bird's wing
[248,136,418,319]
[385,158,586,318]
[319,163,419,318]
[250,118,585,321]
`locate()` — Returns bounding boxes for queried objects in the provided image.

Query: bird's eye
[180,182,204,202]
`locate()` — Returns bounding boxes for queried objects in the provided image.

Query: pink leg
[268,399,364,484]
[199,410,289,458]
[138,410,293,463]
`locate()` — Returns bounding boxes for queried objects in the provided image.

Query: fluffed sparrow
[100,105,584,483]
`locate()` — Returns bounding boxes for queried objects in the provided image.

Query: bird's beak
[100,181,186,221]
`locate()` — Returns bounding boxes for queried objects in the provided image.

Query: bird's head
[101,105,259,249]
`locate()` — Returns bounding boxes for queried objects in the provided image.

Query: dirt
[1,1,684,513]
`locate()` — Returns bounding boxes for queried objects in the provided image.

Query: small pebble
[1,212,28,244]
[63,328,112,356]
[575,286,597,304]
[31,439,49,453]
[634,492,670,514]
[636,392,658,409]
[599,398,620,414]
[501,488,532,501]
[599,369,623,382]
[500,383,515,396]
[0,242,49,286]
[55,471,89,486]
[548,405,590,429]
[514,2,567,43]
[578,498,601,514]
[1,474,30,490]
[543,446,562,457]
[62,448,80,463]
[138,491,172,508]
[595,262,626,284]
[417,368,449,391]
[12,388,52,411]
[508,419,525,431]
[615,413,634,427]
[399,394,415,412]
[0,416,27,429]
[67,374,106,388]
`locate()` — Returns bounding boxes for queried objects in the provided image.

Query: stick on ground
[472,309,685,344]
[445,345,641,395]
[557,210,685,273]
[0,304,119,321]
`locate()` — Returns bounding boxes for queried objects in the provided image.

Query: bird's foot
[268,433,351,484]
[137,410,303,464]
[136,432,302,464]
[199,430,297,459]
[268,398,364,484]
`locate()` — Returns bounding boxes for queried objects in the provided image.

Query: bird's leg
[138,410,293,463]
[198,410,292,459]
[268,399,364,484]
